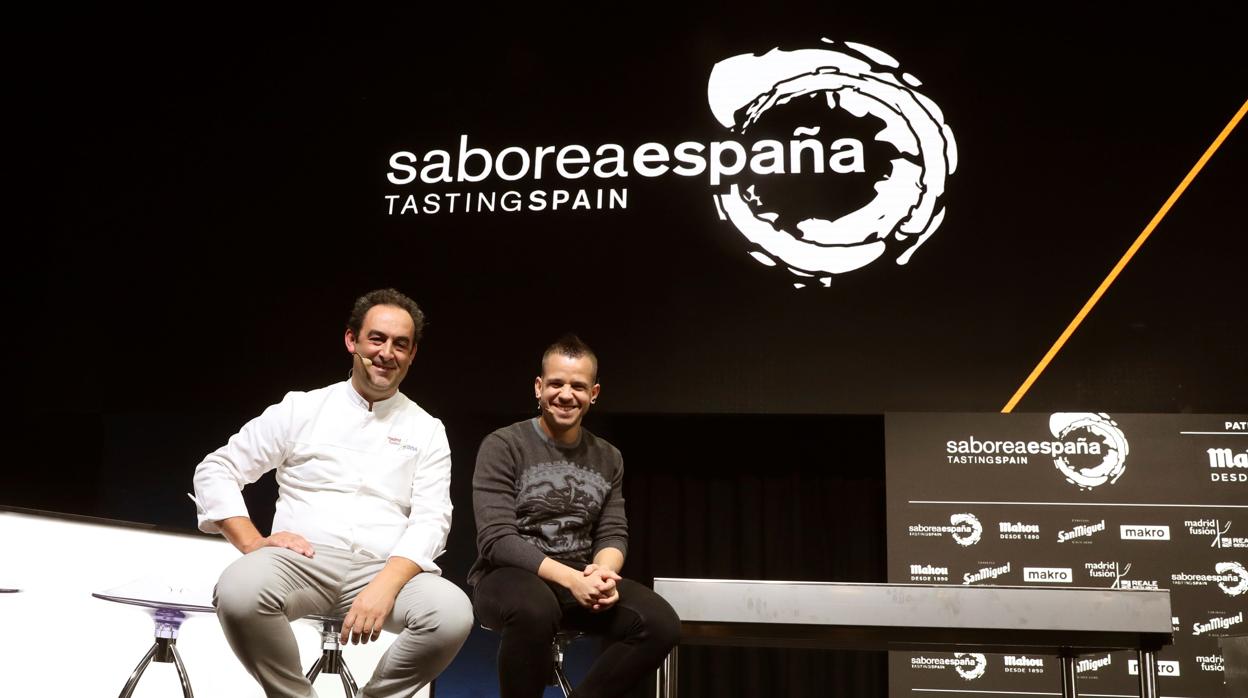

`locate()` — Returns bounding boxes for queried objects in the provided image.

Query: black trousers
[473,567,681,698]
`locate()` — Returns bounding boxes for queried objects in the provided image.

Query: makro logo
[1119,524,1170,541]
[1049,413,1129,490]
[1208,447,1248,483]
[1077,654,1111,674]
[1023,567,1072,584]
[1192,611,1243,636]
[910,653,986,680]
[1057,519,1105,543]
[963,562,1011,585]
[385,41,958,286]
[1129,659,1180,677]
[1187,519,1248,548]
[998,521,1040,541]
[908,513,982,546]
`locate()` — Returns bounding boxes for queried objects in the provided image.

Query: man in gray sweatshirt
[469,334,680,698]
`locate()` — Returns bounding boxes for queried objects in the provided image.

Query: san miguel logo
[384,40,956,286]
[1192,610,1243,636]
[1058,519,1106,543]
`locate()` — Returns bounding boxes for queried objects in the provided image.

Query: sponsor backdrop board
[886,413,1247,698]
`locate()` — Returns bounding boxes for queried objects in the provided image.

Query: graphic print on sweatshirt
[515,460,610,559]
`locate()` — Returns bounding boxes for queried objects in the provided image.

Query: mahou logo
[708,41,958,285]
[1049,413,1129,490]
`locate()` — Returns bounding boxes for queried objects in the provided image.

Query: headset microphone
[355,352,373,368]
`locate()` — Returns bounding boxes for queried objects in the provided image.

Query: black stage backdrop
[8,5,1247,696]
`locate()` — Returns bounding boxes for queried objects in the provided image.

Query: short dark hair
[541,333,598,381]
[347,288,426,343]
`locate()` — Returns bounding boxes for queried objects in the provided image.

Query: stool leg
[306,655,324,683]
[551,638,574,697]
[338,658,359,698]
[169,642,195,698]
[119,642,160,698]
[554,662,574,697]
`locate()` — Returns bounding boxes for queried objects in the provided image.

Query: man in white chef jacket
[193,288,472,698]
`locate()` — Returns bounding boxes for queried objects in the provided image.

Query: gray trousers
[214,545,473,698]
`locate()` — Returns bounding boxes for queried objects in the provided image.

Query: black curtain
[607,413,888,697]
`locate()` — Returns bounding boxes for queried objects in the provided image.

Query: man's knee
[213,550,284,620]
[502,588,561,635]
[429,580,474,645]
[474,569,560,636]
[400,576,474,643]
[646,600,682,651]
[622,583,681,650]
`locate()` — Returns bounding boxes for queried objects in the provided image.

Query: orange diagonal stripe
[1003,97,1248,413]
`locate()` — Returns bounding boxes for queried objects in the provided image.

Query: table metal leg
[1136,649,1158,698]
[118,642,159,698]
[655,646,678,698]
[1059,654,1077,698]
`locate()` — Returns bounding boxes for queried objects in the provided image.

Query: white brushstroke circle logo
[1049,413,1129,490]
[708,40,957,286]
[1216,562,1248,597]
[955,653,987,680]
[950,512,983,546]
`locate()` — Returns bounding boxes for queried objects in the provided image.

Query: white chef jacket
[192,381,453,574]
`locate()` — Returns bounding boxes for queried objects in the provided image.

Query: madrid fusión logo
[708,40,957,285]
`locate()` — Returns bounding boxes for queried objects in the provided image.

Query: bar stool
[481,624,585,698]
[550,630,585,697]
[303,614,359,697]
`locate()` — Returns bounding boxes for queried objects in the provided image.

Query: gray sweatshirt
[468,418,628,586]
